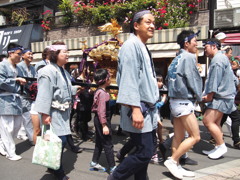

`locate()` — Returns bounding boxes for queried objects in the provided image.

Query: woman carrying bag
[34,41,81,180]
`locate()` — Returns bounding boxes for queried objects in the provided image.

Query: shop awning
[31,25,209,53]
[31,25,208,62]
[223,33,240,44]
[32,41,205,63]
[148,41,205,58]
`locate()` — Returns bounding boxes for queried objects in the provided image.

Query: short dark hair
[156,75,163,82]
[94,69,109,86]
[204,38,221,50]
[42,47,51,60]
[130,10,151,33]
[130,16,143,33]
[7,43,20,51]
[7,43,23,57]
[49,41,65,64]
[225,47,232,54]
[177,30,195,49]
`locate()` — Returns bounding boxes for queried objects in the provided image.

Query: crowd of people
[0,10,239,180]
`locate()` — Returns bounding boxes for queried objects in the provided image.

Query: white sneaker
[208,143,227,159]
[178,165,195,177]
[202,146,218,155]
[7,155,22,161]
[0,146,7,156]
[17,135,28,140]
[168,133,174,138]
[90,161,106,172]
[164,157,183,179]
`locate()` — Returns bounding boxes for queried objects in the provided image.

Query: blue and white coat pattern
[167,49,202,102]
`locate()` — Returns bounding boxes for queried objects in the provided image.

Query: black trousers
[75,110,91,139]
[221,109,240,144]
[120,138,135,157]
[112,131,155,180]
[92,115,115,168]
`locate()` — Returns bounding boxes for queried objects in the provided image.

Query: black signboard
[0,24,38,55]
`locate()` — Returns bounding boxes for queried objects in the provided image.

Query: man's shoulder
[0,59,8,66]
[0,60,10,71]
[35,60,46,66]
[17,61,25,68]
[213,52,228,63]
[122,34,140,47]
[180,50,195,58]
[38,64,55,77]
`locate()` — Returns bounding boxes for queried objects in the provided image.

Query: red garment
[91,88,110,124]
[29,81,38,100]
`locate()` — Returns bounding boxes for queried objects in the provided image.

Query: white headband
[48,45,67,51]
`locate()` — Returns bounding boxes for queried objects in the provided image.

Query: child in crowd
[90,69,116,173]
[156,75,168,143]
[151,75,168,163]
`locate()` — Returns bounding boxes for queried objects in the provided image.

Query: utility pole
[206,0,217,74]
[208,0,216,38]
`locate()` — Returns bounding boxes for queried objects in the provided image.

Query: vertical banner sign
[0,24,34,55]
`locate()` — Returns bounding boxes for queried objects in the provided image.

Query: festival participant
[34,47,51,73]
[108,10,159,180]
[0,43,26,160]
[89,69,116,173]
[164,30,202,179]
[17,49,36,144]
[30,48,51,144]
[202,38,236,159]
[34,41,81,180]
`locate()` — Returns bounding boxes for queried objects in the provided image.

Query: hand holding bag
[32,124,62,170]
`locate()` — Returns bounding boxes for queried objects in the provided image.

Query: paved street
[0,115,240,180]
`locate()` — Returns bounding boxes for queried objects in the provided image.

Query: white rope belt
[51,101,71,111]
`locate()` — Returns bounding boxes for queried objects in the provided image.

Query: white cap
[215,32,227,40]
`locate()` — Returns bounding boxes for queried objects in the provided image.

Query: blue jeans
[112,131,155,180]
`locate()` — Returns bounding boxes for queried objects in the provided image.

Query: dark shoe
[234,141,240,149]
[159,143,166,160]
[88,130,94,136]
[71,146,83,153]
[116,131,125,136]
[180,157,198,165]
[46,168,55,174]
[116,151,124,162]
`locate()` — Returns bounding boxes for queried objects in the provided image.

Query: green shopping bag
[32,124,62,170]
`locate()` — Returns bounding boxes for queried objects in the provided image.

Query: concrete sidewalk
[162,159,240,180]
[0,116,239,180]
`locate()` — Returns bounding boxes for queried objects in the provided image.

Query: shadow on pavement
[16,140,32,155]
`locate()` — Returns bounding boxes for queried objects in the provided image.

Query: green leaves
[58,0,74,26]
[57,0,198,29]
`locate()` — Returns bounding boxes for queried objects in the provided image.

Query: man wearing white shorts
[164,30,203,179]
